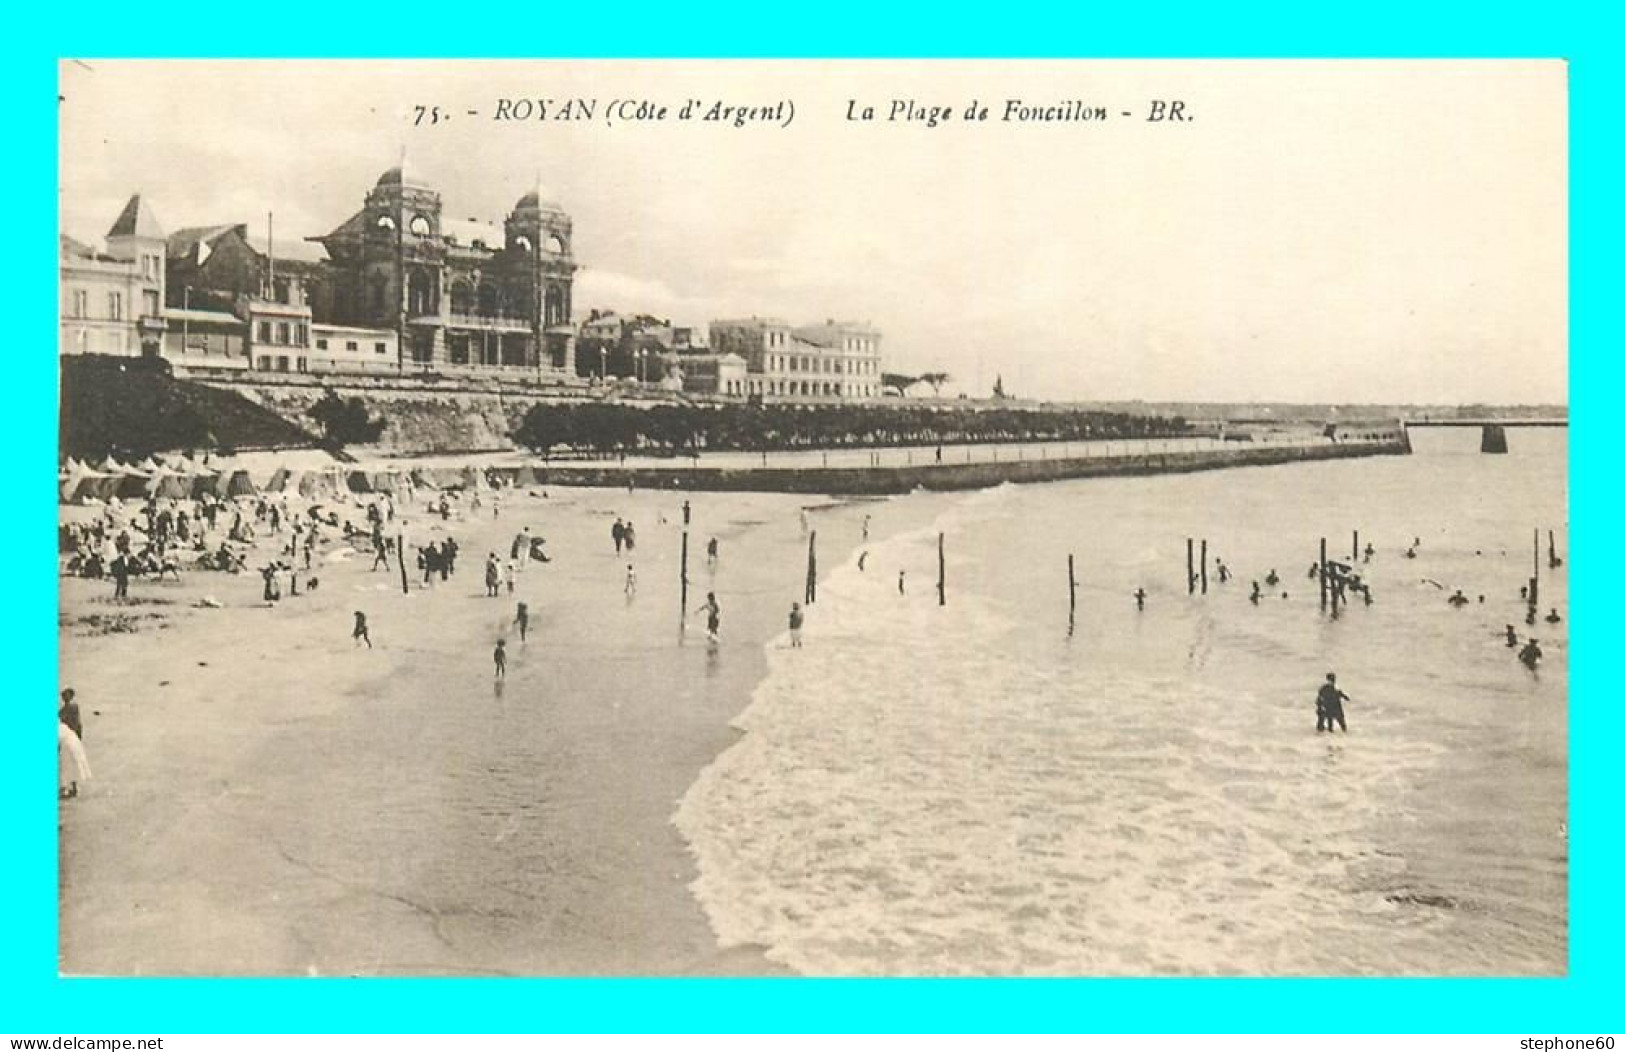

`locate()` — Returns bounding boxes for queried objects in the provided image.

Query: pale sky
[59,59,1567,405]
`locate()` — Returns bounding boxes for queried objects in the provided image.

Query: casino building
[62,156,581,380]
[310,157,579,377]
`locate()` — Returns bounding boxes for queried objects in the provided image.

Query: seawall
[510,438,1410,496]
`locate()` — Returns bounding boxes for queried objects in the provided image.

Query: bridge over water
[1401,417,1568,453]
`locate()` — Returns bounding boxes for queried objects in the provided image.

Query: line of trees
[512,401,1189,458]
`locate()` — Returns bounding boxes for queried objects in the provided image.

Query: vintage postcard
[57,59,1567,977]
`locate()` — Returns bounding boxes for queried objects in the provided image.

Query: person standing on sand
[353,611,372,649]
[898,570,906,595]
[1134,588,1147,611]
[485,553,501,598]
[707,536,719,568]
[1316,672,1349,733]
[371,529,390,571]
[505,559,517,595]
[612,518,625,554]
[789,602,804,647]
[493,639,507,679]
[59,717,90,800]
[625,563,637,597]
[623,522,637,552]
[516,602,530,642]
[59,689,82,741]
[862,514,870,541]
[110,553,130,601]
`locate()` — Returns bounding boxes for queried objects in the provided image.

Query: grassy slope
[59,356,320,460]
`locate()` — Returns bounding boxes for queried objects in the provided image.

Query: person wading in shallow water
[1315,672,1350,733]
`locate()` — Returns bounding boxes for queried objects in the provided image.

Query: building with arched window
[310,158,578,376]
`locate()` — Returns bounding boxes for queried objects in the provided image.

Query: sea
[674,427,1569,975]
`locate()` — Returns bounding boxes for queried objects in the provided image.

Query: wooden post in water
[1068,553,1077,623]
[1530,528,1540,611]
[1548,529,1559,568]
[1319,537,1328,609]
[805,530,817,605]
[680,531,690,614]
[937,532,946,607]
[1186,538,1195,595]
[1200,539,1208,595]
[397,532,409,595]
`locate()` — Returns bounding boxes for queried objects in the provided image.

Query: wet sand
[58,484,859,975]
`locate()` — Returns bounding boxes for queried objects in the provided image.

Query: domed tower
[360,152,446,366]
[504,180,577,374]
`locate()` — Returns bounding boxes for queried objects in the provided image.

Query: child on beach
[1315,672,1350,733]
[493,639,507,679]
[697,592,721,643]
[788,602,804,647]
[353,611,372,649]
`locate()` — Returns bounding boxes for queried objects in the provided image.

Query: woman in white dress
[58,720,91,799]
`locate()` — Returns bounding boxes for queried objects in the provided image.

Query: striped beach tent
[148,472,194,500]
[69,470,123,503]
[223,469,258,497]
[189,473,222,499]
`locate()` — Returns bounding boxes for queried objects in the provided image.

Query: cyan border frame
[7,3,1613,1032]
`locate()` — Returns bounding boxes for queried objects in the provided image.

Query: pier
[503,432,1411,495]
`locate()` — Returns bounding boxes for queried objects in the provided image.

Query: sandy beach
[58,480,869,976]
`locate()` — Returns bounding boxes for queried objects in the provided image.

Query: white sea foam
[676,435,1568,975]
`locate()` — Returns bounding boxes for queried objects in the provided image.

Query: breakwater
[511,435,1410,496]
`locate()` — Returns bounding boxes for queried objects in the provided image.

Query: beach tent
[68,470,123,503]
[144,471,193,500]
[135,456,161,474]
[348,469,404,495]
[58,463,86,502]
[222,469,258,498]
[265,467,294,493]
[299,468,347,500]
[189,473,222,499]
[115,473,150,499]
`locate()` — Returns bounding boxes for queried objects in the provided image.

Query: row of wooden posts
[793,527,948,610]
